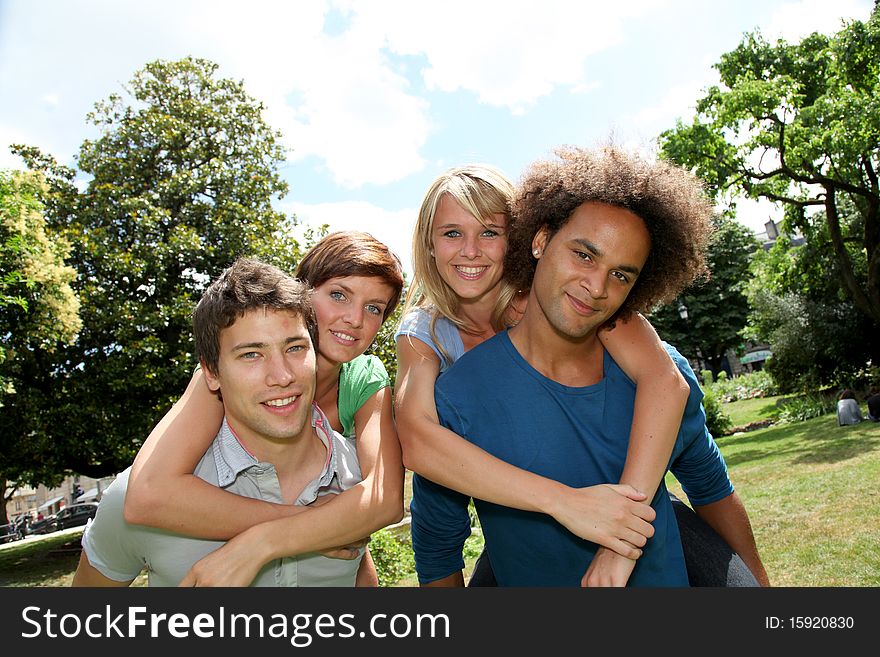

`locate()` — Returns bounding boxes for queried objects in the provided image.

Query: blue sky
[0,0,873,274]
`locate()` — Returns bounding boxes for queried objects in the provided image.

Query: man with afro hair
[410,146,768,587]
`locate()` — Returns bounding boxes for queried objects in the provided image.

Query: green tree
[648,214,758,376]
[12,57,304,478]
[745,207,875,391]
[369,286,407,386]
[659,10,880,341]
[0,170,81,523]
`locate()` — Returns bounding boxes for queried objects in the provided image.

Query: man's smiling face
[203,308,317,446]
[530,201,651,341]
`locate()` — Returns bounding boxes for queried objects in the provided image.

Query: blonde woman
[394,164,690,586]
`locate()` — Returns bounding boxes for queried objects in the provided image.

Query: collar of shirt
[211,402,339,494]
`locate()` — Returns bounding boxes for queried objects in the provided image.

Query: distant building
[726,344,773,375]
[5,473,116,521]
[756,219,805,251]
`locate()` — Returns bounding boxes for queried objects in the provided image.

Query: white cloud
[0,123,80,171]
[272,40,431,188]
[0,1,433,189]
[358,0,664,113]
[764,0,873,41]
[185,1,433,188]
[0,125,28,169]
[0,1,692,190]
[627,43,726,138]
[178,1,673,185]
[16,0,869,199]
[733,197,783,234]
[286,200,417,276]
[631,80,708,133]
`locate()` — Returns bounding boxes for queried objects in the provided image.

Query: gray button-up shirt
[82,403,363,586]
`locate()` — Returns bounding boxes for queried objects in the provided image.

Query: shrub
[371,524,485,586]
[834,363,880,396]
[702,386,732,437]
[463,531,484,561]
[370,528,415,587]
[777,394,836,424]
[708,370,778,403]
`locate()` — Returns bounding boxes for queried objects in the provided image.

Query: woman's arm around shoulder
[124,368,301,538]
[599,312,689,499]
[584,313,689,586]
[395,333,654,560]
[180,384,406,586]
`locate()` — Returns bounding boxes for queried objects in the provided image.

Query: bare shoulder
[396,332,441,364]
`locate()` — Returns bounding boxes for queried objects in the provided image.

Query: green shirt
[338,354,391,438]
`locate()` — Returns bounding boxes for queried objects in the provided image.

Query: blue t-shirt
[410,330,733,587]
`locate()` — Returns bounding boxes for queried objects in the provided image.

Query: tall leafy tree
[659,9,880,340]
[0,170,81,523]
[13,57,304,477]
[648,214,758,376]
[744,201,876,391]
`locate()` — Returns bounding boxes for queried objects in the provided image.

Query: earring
[429,249,435,257]
[533,249,540,257]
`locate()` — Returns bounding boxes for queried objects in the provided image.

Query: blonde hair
[401,164,518,367]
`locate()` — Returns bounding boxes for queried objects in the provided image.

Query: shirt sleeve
[80,469,148,582]
[671,425,734,506]
[667,350,735,506]
[409,385,472,584]
[338,355,391,438]
[395,308,445,363]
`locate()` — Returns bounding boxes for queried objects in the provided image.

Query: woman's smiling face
[431,194,509,304]
[310,275,395,365]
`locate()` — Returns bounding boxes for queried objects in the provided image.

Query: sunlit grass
[0,532,83,587]
[723,394,785,427]
[668,413,880,586]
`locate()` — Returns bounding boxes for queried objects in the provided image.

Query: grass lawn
[0,529,148,587]
[723,394,785,427]
[667,413,880,586]
[0,531,84,587]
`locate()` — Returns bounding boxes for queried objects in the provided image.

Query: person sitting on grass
[837,389,863,426]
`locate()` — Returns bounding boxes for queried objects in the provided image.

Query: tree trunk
[825,187,880,324]
[1,480,11,526]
